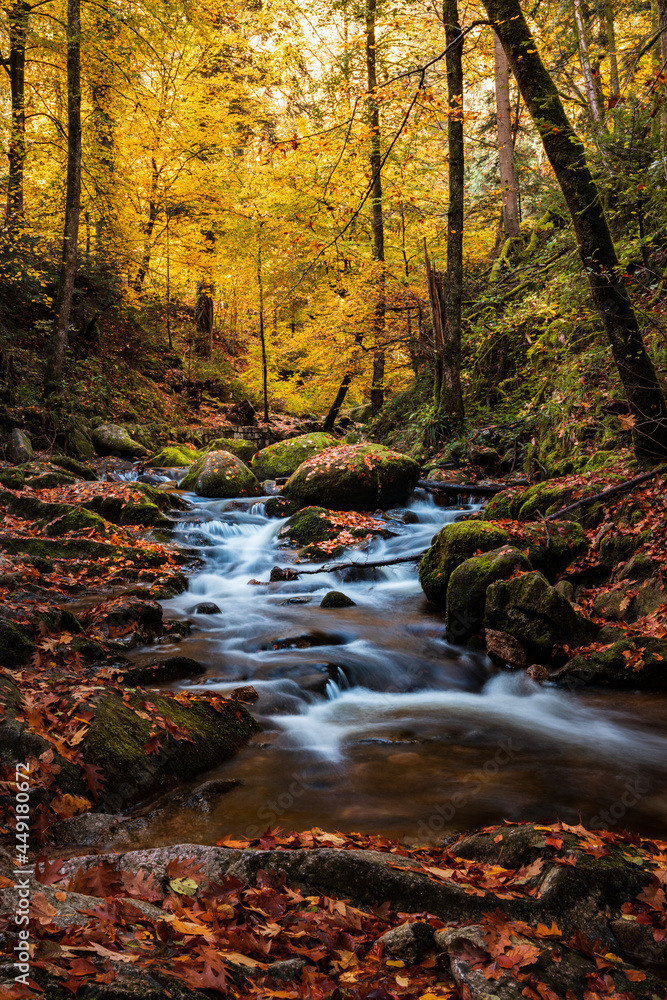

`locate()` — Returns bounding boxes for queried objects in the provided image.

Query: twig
[547,464,667,521]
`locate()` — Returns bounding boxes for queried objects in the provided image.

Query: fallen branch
[261,552,423,582]
[547,463,667,521]
[418,479,526,495]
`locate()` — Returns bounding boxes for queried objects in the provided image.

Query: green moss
[265,496,299,518]
[282,507,337,545]
[0,618,33,668]
[446,545,531,643]
[320,591,357,607]
[179,450,259,498]
[120,501,172,528]
[50,455,96,480]
[251,433,337,480]
[557,638,667,689]
[599,529,650,568]
[26,472,77,490]
[147,446,196,468]
[484,571,598,663]
[284,443,420,511]
[45,507,109,537]
[0,467,25,490]
[516,521,587,581]
[584,449,621,472]
[419,520,510,606]
[208,437,257,463]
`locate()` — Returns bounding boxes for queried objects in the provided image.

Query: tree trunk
[323,374,353,432]
[7,1,29,226]
[573,0,603,122]
[257,247,269,424]
[434,0,464,426]
[482,0,667,459]
[44,0,81,392]
[605,1,620,104]
[133,159,159,291]
[494,31,520,237]
[366,0,386,416]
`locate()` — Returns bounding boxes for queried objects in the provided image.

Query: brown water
[118,489,667,847]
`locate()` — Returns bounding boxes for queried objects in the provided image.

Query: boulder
[66,428,94,461]
[419,520,510,607]
[376,921,435,963]
[281,507,338,545]
[320,591,357,608]
[44,507,109,537]
[555,637,667,689]
[265,496,299,518]
[50,455,96,480]
[484,571,599,664]
[348,403,373,423]
[6,428,33,464]
[0,617,33,668]
[208,437,257,463]
[147,445,198,468]
[284,444,420,511]
[446,545,531,643]
[92,423,148,458]
[516,520,588,581]
[178,451,259,498]
[251,432,337,480]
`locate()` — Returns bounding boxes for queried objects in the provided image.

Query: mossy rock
[251,433,337,480]
[281,507,338,545]
[299,542,345,561]
[446,545,531,643]
[419,520,510,607]
[147,446,197,468]
[485,480,608,526]
[556,638,667,689]
[66,428,95,461]
[84,691,260,810]
[284,444,420,511]
[50,455,96,480]
[119,500,172,528]
[92,423,148,458]
[599,529,650,568]
[484,570,599,664]
[178,450,258,498]
[0,467,25,490]
[514,521,588,581]
[45,507,109,537]
[265,496,299,518]
[584,449,622,472]
[0,534,166,567]
[208,437,257,463]
[320,591,357,608]
[26,472,77,490]
[0,617,34,668]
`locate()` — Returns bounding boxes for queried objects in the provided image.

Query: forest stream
[118,485,667,848]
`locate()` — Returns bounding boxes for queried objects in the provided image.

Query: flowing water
[123,487,667,846]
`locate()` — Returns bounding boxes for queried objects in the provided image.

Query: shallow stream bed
[121,489,667,846]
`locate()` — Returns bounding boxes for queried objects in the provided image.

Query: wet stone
[191,601,221,614]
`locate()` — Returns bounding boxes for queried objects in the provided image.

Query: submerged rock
[284,443,420,511]
[320,591,357,608]
[178,450,259,498]
[251,432,336,480]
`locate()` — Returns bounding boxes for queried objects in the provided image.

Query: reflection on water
[119,490,667,847]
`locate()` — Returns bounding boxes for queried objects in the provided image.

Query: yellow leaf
[169,877,199,896]
[396,975,410,986]
[218,951,268,968]
[171,917,211,936]
[386,959,405,967]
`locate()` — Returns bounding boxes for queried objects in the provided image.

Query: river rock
[281,506,339,545]
[147,445,198,467]
[208,437,257,463]
[191,601,221,614]
[178,450,259,498]
[284,443,420,511]
[554,636,667,689]
[265,496,299,517]
[376,921,435,963]
[446,545,531,643]
[251,432,337,480]
[6,427,33,464]
[320,591,356,608]
[118,655,206,686]
[92,423,148,457]
[419,520,510,607]
[484,571,599,664]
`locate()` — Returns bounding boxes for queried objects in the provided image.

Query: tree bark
[44,0,81,391]
[494,32,520,237]
[433,0,464,426]
[257,246,269,424]
[605,1,620,104]
[573,0,603,122]
[366,0,385,416]
[90,11,115,260]
[481,0,667,460]
[6,1,29,226]
[323,374,353,432]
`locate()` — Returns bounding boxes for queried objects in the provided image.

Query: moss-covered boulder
[483,479,609,527]
[147,445,198,468]
[45,507,109,537]
[265,496,299,518]
[92,423,148,458]
[419,520,510,607]
[0,467,25,490]
[178,450,258,498]
[446,545,531,643]
[50,455,96,480]
[0,617,33,668]
[484,571,599,664]
[599,529,650,568]
[555,638,667,689]
[66,427,95,461]
[85,691,261,811]
[208,437,257,463]
[320,591,357,608]
[515,521,588,581]
[251,433,337,480]
[280,507,338,545]
[284,444,420,511]
[6,428,33,464]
